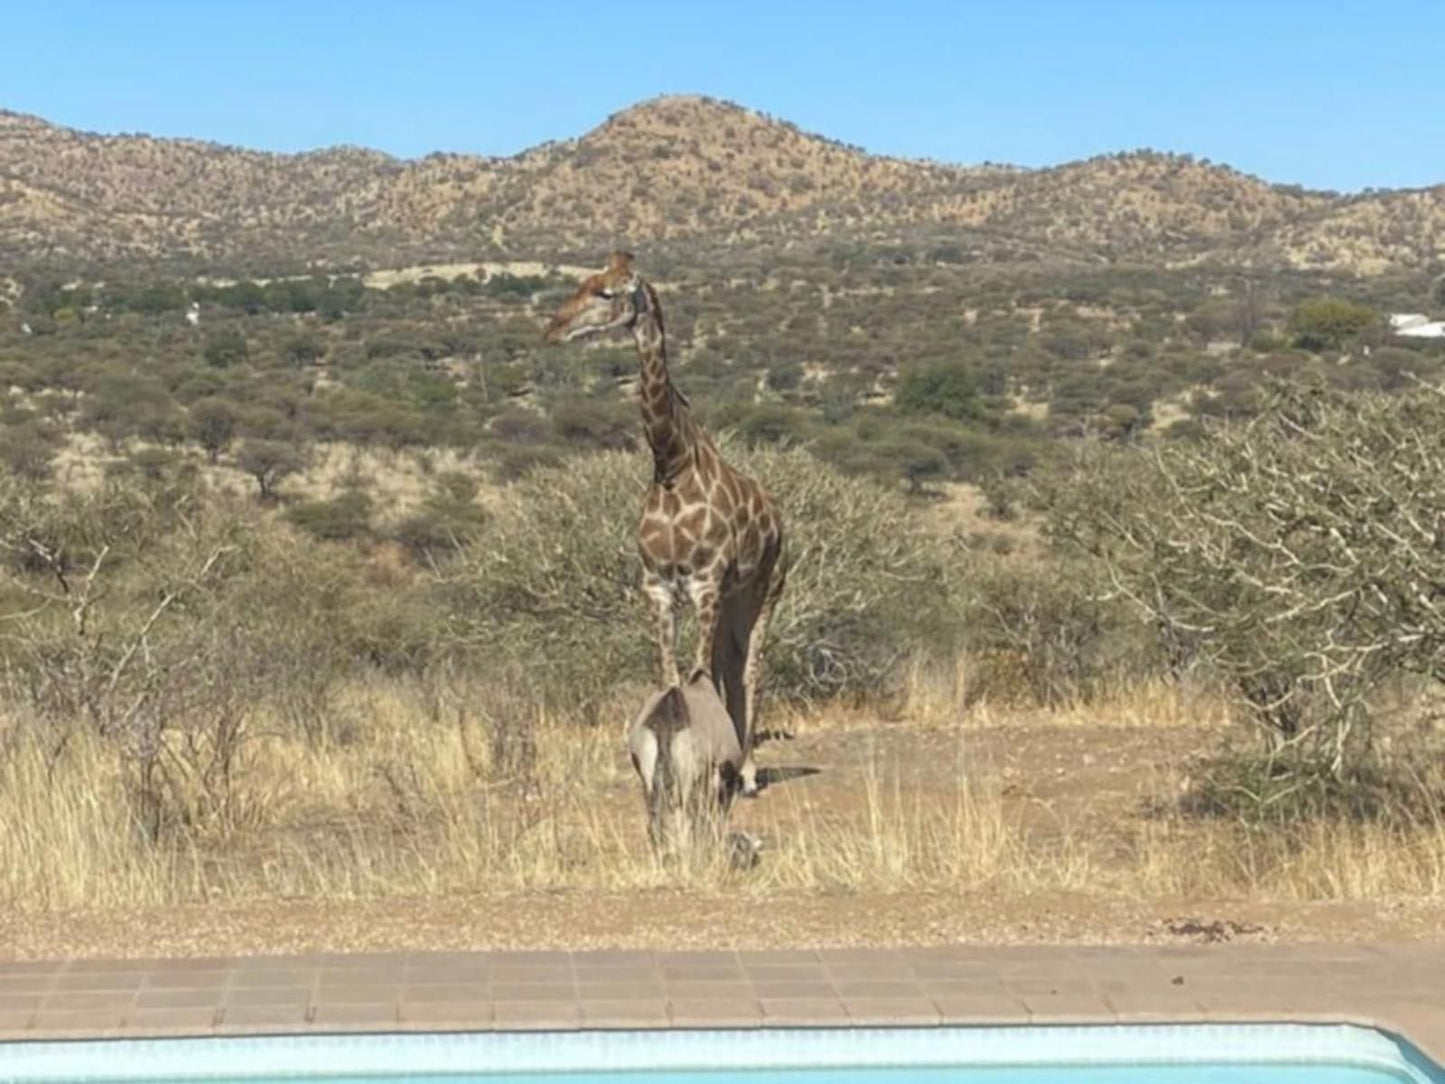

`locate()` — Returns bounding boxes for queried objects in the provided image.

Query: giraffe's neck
[632,288,696,484]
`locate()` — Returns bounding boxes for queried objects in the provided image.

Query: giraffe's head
[542,250,650,344]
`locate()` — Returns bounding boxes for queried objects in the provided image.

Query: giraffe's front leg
[643,572,681,688]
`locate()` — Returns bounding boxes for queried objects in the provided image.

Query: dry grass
[5,662,1445,918]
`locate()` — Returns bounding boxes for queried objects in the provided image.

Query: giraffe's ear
[607,250,635,274]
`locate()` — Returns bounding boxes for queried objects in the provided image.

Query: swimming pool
[0,1025,1440,1084]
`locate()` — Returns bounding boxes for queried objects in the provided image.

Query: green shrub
[0,421,59,483]
[203,327,248,368]
[953,552,1151,707]
[284,490,373,542]
[895,360,985,422]
[392,473,487,561]
[1288,297,1377,352]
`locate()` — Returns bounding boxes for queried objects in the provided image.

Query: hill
[1,95,1442,273]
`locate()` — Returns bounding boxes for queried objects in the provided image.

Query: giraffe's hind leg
[738,541,787,797]
[686,573,725,687]
[710,592,749,752]
[644,571,681,689]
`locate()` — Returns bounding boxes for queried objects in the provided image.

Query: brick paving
[0,944,1440,1065]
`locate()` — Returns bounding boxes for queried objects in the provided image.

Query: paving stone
[397,1000,493,1026]
[313,985,404,1008]
[51,971,146,992]
[62,965,153,982]
[657,950,740,967]
[0,961,62,975]
[932,991,1031,1025]
[135,988,226,1011]
[401,983,491,1003]
[669,999,762,1027]
[580,999,672,1027]
[843,998,943,1025]
[218,1004,311,1030]
[737,950,820,966]
[225,985,312,1008]
[230,968,317,989]
[1012,990,1117,1023]
[310,1003,400,1028]
[749,981,841,1000]
[124,1006,221,1034]
[664,980,756,1001]
[141,970,231,991]
[490,982,576,1001]
[576,980,666,1000]
[317,968,401,990]
[485,950,572,966]
[742,964,830,983]
[0,1011,36,1034]
[0,993,42,1014]
[0,973,57,995]
[30,1008,128,1033]
[491,1000,580,1029]
[573,949,656,969]
[759,998,851,1025]
[315,953,410,970]
[39,991,135,1013]
[833,980,926,998]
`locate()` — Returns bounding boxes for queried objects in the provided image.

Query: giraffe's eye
[596,288,616,300]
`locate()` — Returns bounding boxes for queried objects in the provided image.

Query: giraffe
[543,251,787,796]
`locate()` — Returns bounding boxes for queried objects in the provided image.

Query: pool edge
[0,945,1440,1073]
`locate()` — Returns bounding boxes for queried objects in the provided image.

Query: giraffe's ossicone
[543,251,788,796]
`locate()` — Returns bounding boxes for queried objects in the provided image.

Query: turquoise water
[104,1071,1425,1084]
[1,1027,1439,1084]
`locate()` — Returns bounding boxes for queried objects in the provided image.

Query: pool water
[0,1026,1439,1084]
[108,1073,1426,1084]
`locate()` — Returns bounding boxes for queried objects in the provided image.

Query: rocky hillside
[2,95,1441,273]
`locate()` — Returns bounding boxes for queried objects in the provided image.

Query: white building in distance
[1389,313,1445,339]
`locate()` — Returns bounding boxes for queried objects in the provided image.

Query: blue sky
[4,1,1443,193]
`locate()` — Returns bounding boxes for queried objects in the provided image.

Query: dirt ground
[4,718,1444,961]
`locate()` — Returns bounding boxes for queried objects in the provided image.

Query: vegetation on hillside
[4,96,1444,273]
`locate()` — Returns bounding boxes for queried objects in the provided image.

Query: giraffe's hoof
[739,764,761,798]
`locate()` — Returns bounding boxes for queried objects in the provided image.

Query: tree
[1047,380,1445,789]
[1288,298,1377,352]
[283,333,326,368]
[895,360,985,423]
[203,327,248,368]
[189,398,237,463]
[877,438,948,495]
[236,440,304,501]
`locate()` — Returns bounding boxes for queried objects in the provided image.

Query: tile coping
[0,945,1440,1068]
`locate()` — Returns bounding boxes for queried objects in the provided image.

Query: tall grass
[7,670,1445,914]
